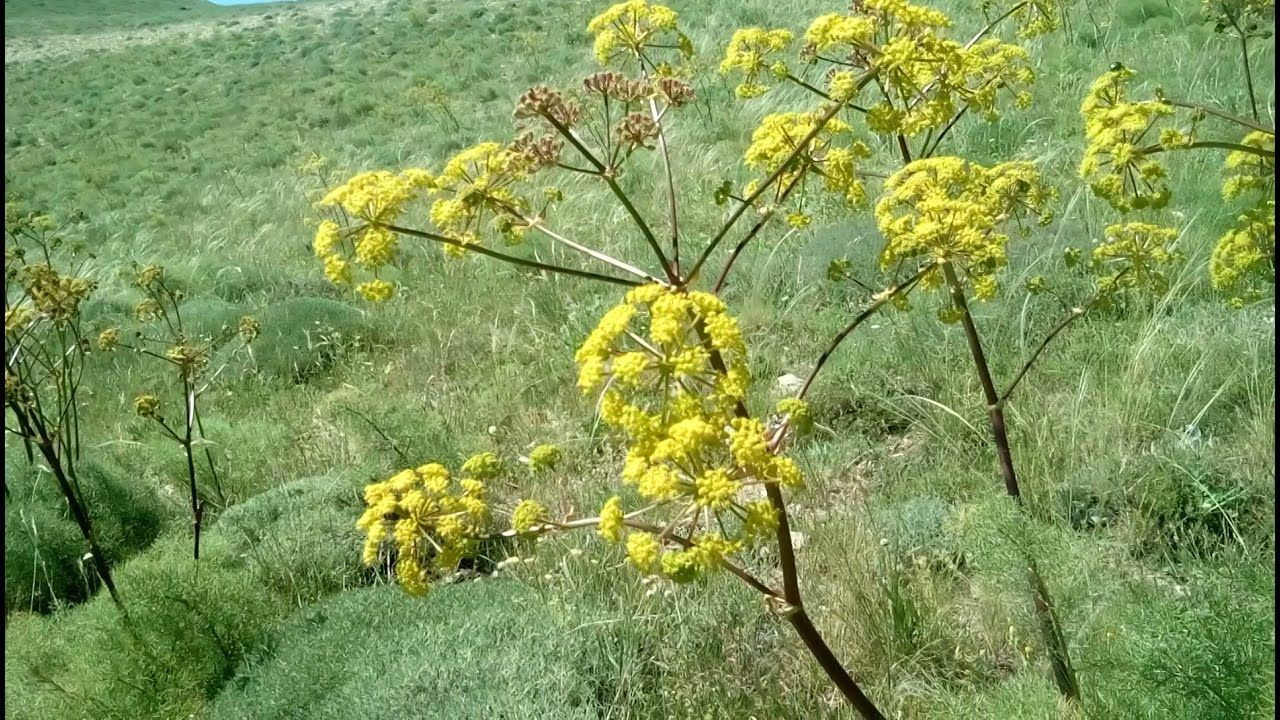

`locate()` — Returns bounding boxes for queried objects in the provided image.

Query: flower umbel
[357,461,494,596]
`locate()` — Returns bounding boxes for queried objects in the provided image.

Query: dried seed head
[511,132,564,169]
[583,71,624,96]
[616,113,658,148]
[654,77,695,107]
[514,85,581,127]
[613,78,651,103]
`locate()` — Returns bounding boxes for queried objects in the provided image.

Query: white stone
[776,373,804,393]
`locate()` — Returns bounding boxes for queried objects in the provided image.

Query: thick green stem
[1239,33,1259,123]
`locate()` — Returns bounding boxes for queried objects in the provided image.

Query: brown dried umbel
[514,85,581,127]
[583,72,650,102]
[583,71,624,96]
[654,77,695,107]
[20,263,95,323]
[165,343,210,381]
[511,132,564,169]
[616,112,659,148]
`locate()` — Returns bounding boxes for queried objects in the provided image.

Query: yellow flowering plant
[311,1,1208,714]
[4,201,123,608]
[99,263,260,559]
[1079,64,1275,307]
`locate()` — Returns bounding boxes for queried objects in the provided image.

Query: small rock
[790,531,806,550]
[776,373,804,393]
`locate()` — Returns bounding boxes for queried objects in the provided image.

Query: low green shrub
[4,538,284,720]
[215,472,374,604]
[208,580,597,720]
[1085,559,1275,719]
[5,456,166,614]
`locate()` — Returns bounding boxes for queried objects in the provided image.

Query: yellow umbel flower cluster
[870,30,1032,136]
[315,169,434,300]
[725,2,1034,137]
[804,13,876,53]
[430,142,536,255]
[719,28,794,98]
[528,444,561,472]
[1222,131,1276,200]
[573,284,795,583]
[1211,200,1275,307]
[17,263,96,324]
[1079,67,1177,212]
[587,0,688,66]
[1006,0,1061,38]
[875,157,1054,299]
[320,169,431,224]
[357,458,494,596]
[1213,132,1274,305]
[512,499,550,534]
[1090,222,1184,297]
[744,113,871,205]
[316,142,546,301]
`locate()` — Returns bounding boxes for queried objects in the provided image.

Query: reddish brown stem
[941,263,1021,498]
[940,262,1079,700]
[789,608,888,720]
[712,175,804,292]
[699,330,886,719]
[10,400,123,609]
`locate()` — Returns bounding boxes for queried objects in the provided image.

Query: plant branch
[182,378,204,560]
[1227,15,1261,122]
[999,306,1085,405]
[1143,139,1274,157]
[940,261,1021,499]
[940,261,1080,701]
[788,608,888,720]
[1163,98,1273,133]
[795,266,931,402]
[712,175,804,292]
[602,175,675,280]
[378,222,644,287]
[686,72,880,285]
[648,95,682,277]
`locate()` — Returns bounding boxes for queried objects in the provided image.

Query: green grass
[3,0,1275,717]
[3,0,317,38]
[208,581,600,719]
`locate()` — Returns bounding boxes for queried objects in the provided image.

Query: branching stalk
[380,222,645,287]
[940,261,1079,700]
[1162,98,1273,134]
[686,71,881,285]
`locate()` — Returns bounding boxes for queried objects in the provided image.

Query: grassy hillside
[4,0,1274,718]
[2,0,311,38]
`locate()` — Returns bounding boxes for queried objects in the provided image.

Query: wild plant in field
[98,265,259,560]
[1201,0,1274,122]
[309,0,1250,715]
[1079,63,1275,307]
[4,202,124,608]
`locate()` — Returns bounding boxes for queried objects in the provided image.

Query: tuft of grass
[208,580,599,720]
[4,537,285,720]
[5,455,167,614]
[214,471,377,605]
